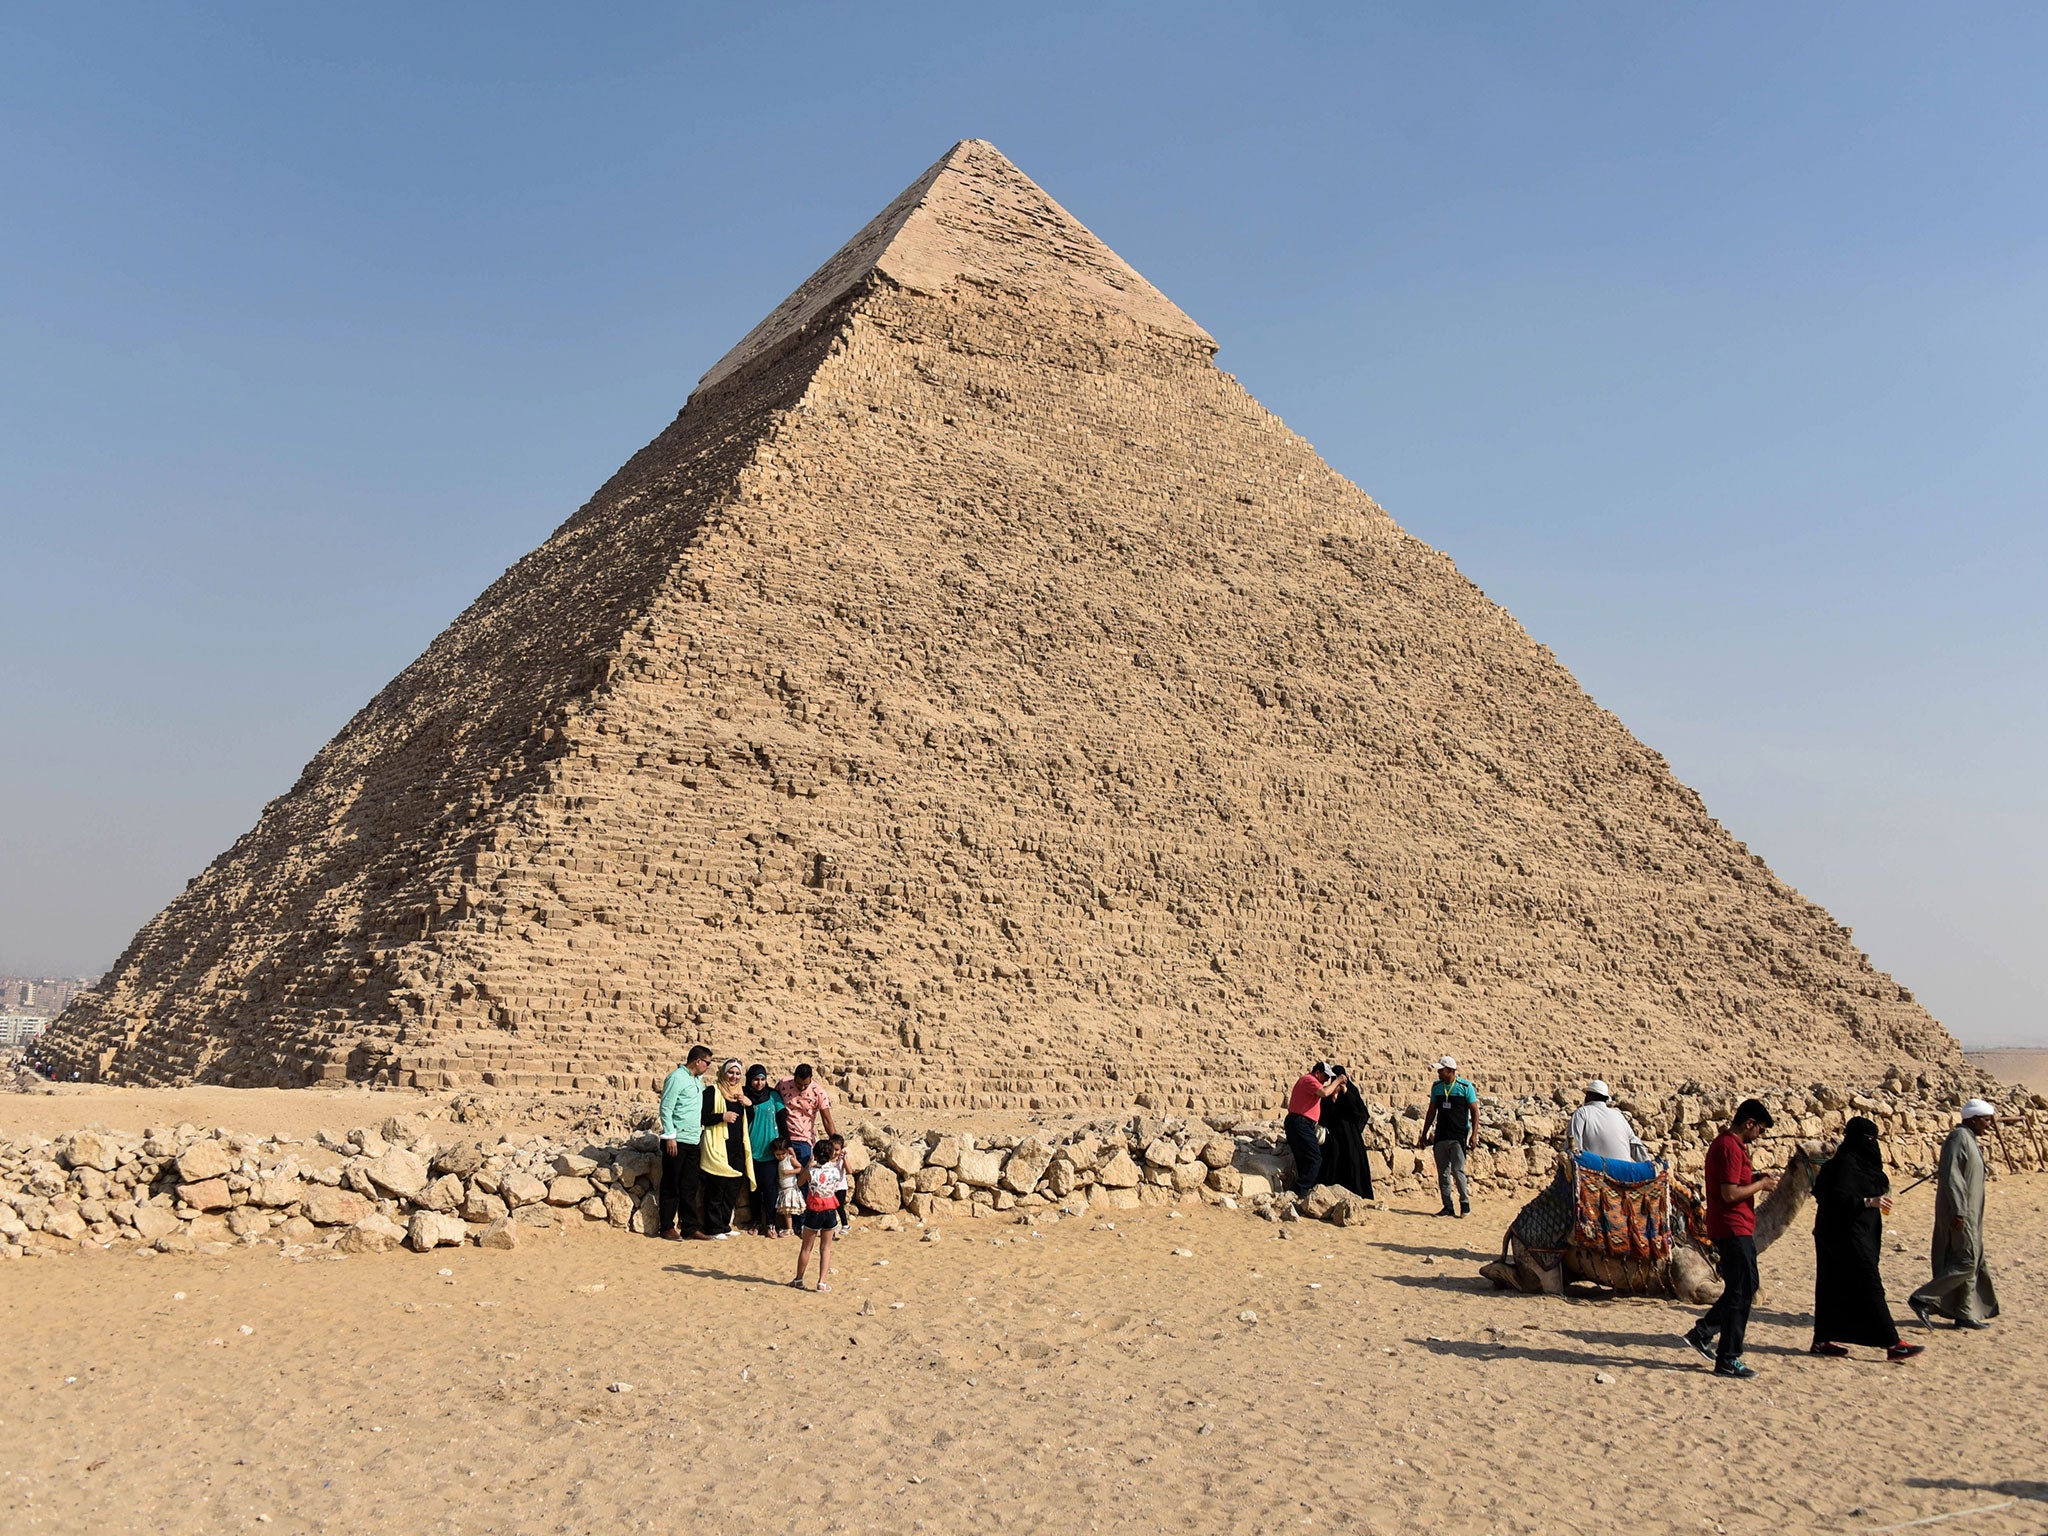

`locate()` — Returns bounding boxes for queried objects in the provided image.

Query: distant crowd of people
[1286,1056,2003,1380]
[657,1047,850,1292]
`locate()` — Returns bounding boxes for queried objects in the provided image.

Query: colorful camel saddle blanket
[1571,1157,1672,1262]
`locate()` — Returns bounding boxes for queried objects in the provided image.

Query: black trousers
[659,1142,701,1235]
[1702,1234,1760,1364]
[701,1173,745,1235]
[1285,1113,1322,1194]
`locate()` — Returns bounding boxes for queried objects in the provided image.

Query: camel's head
[1753,1140,1826,1253]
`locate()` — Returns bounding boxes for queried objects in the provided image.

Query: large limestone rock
[175,1142,231,1184]
[406,1211,467,1251]
[360,1148,429,1199]
[38,140,1964,1109]
[855,1164,902,1215]
[302,1187,374,1227]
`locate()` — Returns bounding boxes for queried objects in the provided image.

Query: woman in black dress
[1318,1066,1375,1200]
[1811,1116,1923,1361]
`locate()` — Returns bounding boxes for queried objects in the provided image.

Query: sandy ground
[5,1158,2043,1536]
[1967,1050,2048,1096]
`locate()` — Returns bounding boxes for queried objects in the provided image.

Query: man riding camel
[1568,1079,1653,1166]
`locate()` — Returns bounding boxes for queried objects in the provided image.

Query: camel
[1480,1142,1823,1303]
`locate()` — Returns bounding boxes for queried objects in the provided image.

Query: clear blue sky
[2,5,2042,1045]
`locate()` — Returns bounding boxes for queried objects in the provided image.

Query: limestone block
[178,1179,232,1213]
[955,1148,1004,1189]
[1300,1185,1372,1226]
[856,1164,902,1214]
[338,1214,406,1254]
[303,1188,374,1227]
[360,1148,430,1200]
[251,1174,301,1209]
[175,1142,232,1184]
[432,1142,484,1178]
[131,1205,182,1243]
[1095,1149,1141,1189]
[460,1188,506,1224]
[406,1211,467,1251]
[500,1172,549,1208]
[418,1173,465,1213]
[548,1176,597,1207]
[1002,1137,1052,1193]
[59,1131,120,1173]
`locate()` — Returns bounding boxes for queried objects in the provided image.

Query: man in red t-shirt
[1284,1062,1345,1195]
[1685,1098,1780,1378]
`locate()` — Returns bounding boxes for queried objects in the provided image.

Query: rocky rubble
[4,1079,2041,1261]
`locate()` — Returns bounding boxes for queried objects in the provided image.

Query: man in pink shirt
[1284,1061,1345,1195]
[777,1062,839,1163]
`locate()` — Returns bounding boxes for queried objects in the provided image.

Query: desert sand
[1967,1051,2048,1096]
[5,1100,2042,1536]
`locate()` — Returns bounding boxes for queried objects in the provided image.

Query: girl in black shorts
[790,1145,846,1293]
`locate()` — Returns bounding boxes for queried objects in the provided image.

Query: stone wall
[7,1078,2042,1261]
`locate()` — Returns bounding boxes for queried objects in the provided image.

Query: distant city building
[0,975,94,1017]
[0,1016,50,1046]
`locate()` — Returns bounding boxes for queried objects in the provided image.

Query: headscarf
[1813,1115,1888,1205]
[744,1063,776,1106]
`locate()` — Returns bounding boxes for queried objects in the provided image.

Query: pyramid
[41,140,1964,1110]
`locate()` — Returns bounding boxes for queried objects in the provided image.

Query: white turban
[1960,1098,1997,1121]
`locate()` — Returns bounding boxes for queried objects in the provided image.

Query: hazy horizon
[3,6,2043,1046]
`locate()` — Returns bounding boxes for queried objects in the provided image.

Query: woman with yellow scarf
[697,1058,758,1238]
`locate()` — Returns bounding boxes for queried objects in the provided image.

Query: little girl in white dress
[771,1138,803,1236]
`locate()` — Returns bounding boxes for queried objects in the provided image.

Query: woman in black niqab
[1318,1067,1375,1200]
[1810,1116,1918,1358]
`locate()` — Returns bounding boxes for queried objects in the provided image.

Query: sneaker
[1459,1202,1471,1217]
[1713,1358,1758,1379]
[1434,1206,1455,1218]
[1909,1299,1936,1333]
[709,1232,729,1241]
[1681,1325,1717,1363]
[1808,1342,1848,1358]
[1887,1343,1926,1362]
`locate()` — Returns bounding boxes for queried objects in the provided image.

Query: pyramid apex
[695,139,1212,394]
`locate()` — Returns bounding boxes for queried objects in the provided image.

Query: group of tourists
[1684,1094,2001,1377]
[1288,1056,2005,1381]
[656,1047,850,1292]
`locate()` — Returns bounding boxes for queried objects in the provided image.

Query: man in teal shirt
[659,1045,712,1240]
[1418,1055,1478,1218]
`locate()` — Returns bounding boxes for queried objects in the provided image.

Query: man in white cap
[1419,1055,1478,1217]
[1568,1080,1653,1166]
[1908,1099,2001,1331]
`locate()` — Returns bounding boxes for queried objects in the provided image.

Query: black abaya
[1811,1118,1900,1349]
[1319,1082,1375,1199]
